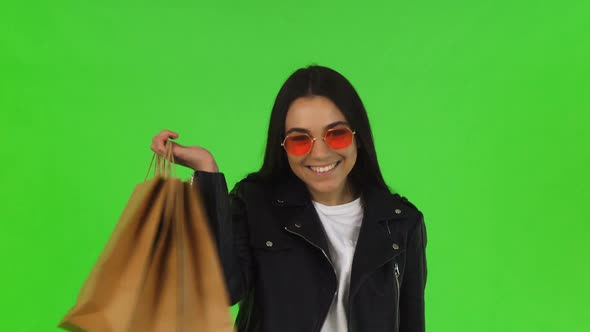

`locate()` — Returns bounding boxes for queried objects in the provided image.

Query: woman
[151,65,427,332]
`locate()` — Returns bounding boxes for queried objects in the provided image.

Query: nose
[309,138,331,158]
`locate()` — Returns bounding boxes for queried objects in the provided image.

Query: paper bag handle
[145,140,178,180]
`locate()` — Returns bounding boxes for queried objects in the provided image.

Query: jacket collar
[270,175,310,207]
[271,176,408,222]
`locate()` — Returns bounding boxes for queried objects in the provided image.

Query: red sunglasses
[281,127,356,156]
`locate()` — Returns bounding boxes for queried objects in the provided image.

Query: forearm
[176,145,219,172]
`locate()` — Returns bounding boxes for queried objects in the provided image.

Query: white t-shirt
[312,197,363,332]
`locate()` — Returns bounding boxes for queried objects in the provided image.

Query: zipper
[394,262,401,331]
[345,256,402,332]
[284,226,338,332]
[346,220,400,331]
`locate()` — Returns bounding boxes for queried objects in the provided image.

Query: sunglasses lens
[325,128,353,149]
[284,135,312,155]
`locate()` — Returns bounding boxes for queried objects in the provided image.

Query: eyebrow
[285,121,351,136]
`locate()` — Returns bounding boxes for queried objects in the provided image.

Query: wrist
[190,155,218,173]
[179,146,218,172]
[198,160,219,173]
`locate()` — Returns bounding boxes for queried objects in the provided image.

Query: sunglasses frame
[281,126,356,156]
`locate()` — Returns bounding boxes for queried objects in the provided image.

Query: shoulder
[396,193,422,215]
[366,185,422,215]
[393,194,426,243]
[389,192,425,227]
[230,173,272,200]
[362,186,424,226]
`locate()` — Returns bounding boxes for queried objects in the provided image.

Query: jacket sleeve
[193,171,252,306]
[399,211,428,332]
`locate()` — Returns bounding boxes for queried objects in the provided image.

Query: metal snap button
[266,241,273,247]
[392,243,400,250]
[394,208,402,214]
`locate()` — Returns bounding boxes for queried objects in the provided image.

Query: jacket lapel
[272,177,331,258]
[349,187,407,299]
[283,203,332,259]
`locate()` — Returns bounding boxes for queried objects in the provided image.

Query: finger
[150,143,162,155]
[161,129,179,138]
[154,131,173,144]
[163,140,177,150]
[154,139,168,155]
[152,130,178,154]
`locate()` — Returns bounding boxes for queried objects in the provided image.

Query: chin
[304,179,344,195]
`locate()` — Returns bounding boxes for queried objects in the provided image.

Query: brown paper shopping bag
[59,143,234,332]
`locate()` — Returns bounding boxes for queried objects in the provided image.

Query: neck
[309,182,357,206]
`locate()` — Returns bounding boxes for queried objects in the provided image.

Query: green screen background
[1,1,589,331]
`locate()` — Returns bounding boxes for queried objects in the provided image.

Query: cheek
[286,154,305,171]
[342,147,358,164]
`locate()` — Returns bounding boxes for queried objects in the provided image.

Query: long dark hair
[252,65,390,194]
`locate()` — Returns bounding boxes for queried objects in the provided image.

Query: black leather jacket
[194,171,427,332]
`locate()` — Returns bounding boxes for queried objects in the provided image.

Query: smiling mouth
[307,161,341,174]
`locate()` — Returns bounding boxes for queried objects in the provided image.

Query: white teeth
[309,162,338,173]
